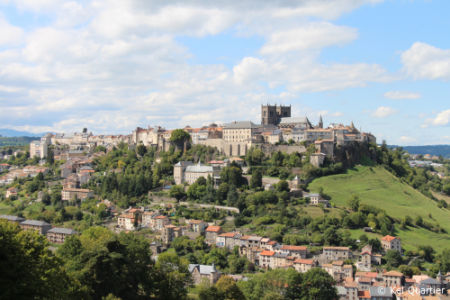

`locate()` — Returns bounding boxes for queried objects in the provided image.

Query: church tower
[318,115,323,129]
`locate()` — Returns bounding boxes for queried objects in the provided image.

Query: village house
[189,264,221,285]
[5,187,18,199]
[117,213,139,231]
[153,215,170,231]
[381,235,402,253]
[141,211,160,228]
[323,246,351,262]
[303,192,330,207]
[0,214,25,223]
[323,261,353,282]
[173,161,220,185]
[186,219,208,233]
[20,220,52,235]
[0,163,10,172]
[216,232,241,249]
[61,188,93,202]
[205,225,222,244]
[259,250,275,269]
[293,259,316,273]
[357,244,382,271]
[383,270,404,287]
[279,245,308,259]
[46,227,77,244]
[162,224,182,244]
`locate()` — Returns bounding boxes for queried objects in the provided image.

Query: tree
[0,220,72,299]
[348,195,360,212]
[250,169,262,189]
[136,144,147,156]
[302,268,337,300]
[215,276,245,300]
[276,180,290,192]
[170,129,191,151]
[170,184,186,200]
[385,250,403,267]
[220,166,246,187]
[57,227,157,299]
[418,245,435,262]
[155,251,191,300]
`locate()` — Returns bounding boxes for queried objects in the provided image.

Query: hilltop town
[0,105,449,300]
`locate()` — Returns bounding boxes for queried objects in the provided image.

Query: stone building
[173,161,220,185]
[261,104,291,126]
[47,227,77,243]
[61,188,93,202]
[189,264,221,285]
[20,220,52,235]
[381,235,402,253]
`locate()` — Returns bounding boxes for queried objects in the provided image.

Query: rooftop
[47,227,77,235]
[20,219,51,227]
[205,225,221,232]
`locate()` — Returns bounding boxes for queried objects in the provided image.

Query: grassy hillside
[309,165,450,252]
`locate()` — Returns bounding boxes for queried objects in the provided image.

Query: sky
[0,0,449,145]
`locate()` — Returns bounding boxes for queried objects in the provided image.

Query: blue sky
[0,0,449,145]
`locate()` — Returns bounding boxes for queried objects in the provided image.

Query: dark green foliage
[0,220,72,299]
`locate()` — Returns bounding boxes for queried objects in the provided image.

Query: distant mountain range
[389,145,450,158]
[0,128,43,137]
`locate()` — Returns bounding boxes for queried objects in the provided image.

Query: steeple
[318,115,323,129]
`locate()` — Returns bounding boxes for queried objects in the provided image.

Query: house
[368,286,392,300]
[279,245,308,258]
[383,270,404,287]
[186,219,207,233]
[0,163,10,172]
[5,187,18,199]
[216,232,241,249]
[205,225,222,244]
[381,235,402,253]
[323,246,351,262]
[259,250,275,269]
[304,193,330,207]
[47,227,77,243]
[142,211,159,227]
[61,188,93,202]
[173,161,220,185]
[118,213,139,230]
[0,214,25,223]
[293,259,315,273]
[189,264,221,285]
[357,245,381,271]
[20,220,52,235]
[162,224,182,244]
[153,215,170,231]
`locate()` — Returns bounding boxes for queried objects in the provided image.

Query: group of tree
[0,221,192,299]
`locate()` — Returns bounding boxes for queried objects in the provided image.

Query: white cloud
[401,42,450,80]
[0,0,391,134]
[260,22,357,55]
[372,106,396,118]
[430,109,450,126]
[399,136,416,144]
[0,14,24,46]
[384,91,421,100]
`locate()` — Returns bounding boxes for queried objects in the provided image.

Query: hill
[389,144,450,158]
[0,128,43,137]
[0,136,39,147]
[308,165,450,252]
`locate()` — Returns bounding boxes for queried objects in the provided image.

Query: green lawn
[0,202,11,215]
[309,165,450,252]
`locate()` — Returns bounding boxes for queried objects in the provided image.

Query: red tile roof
[281,245,307,251]
[205,226,221,232]
[294,259,314,265]
[260,250,275,256]
[381,235,397,242]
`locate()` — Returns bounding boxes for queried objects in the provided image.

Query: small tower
[318,115,323,129]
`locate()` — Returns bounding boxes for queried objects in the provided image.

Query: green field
[309,165,450,252]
